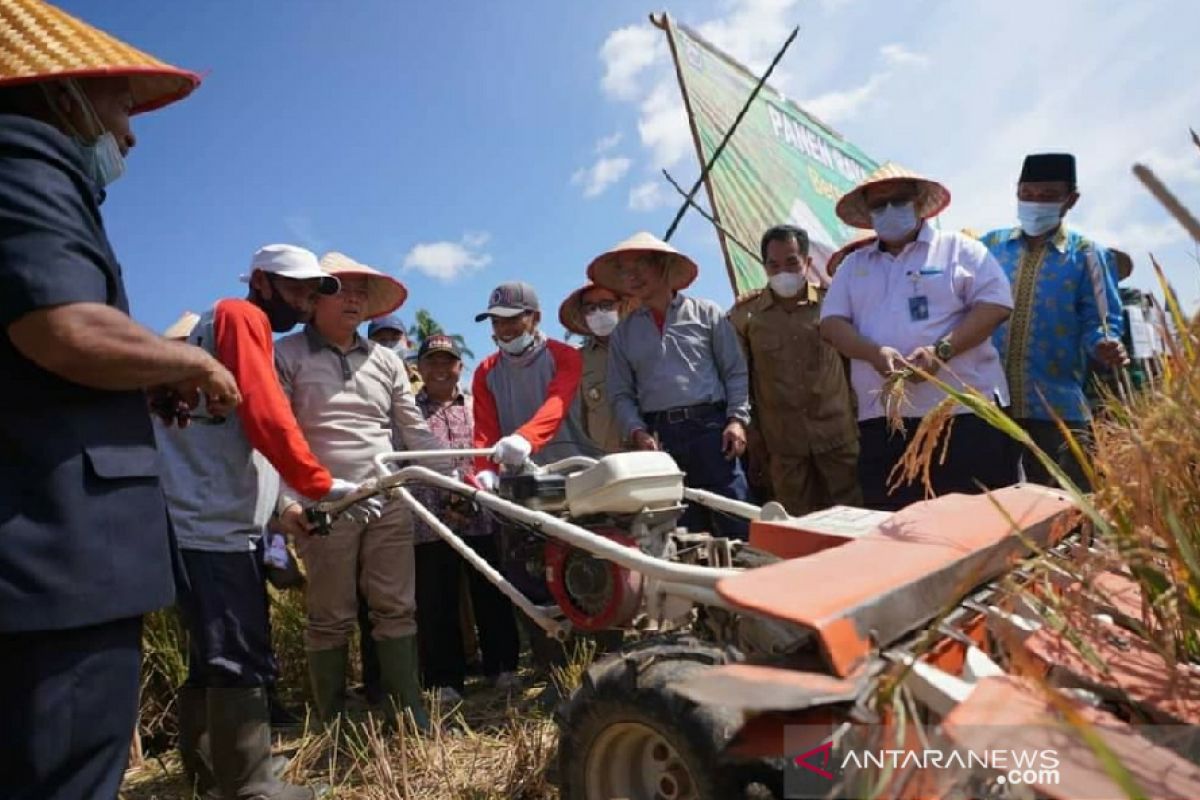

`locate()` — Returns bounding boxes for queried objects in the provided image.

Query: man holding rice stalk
[981,153,1127,488]
[820,163,1018,511]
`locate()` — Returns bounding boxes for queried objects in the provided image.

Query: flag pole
[660,23,799,243]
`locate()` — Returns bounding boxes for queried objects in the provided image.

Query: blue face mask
[869,201,918,242]
[77,131,126,188]
[1017,200,1063,237]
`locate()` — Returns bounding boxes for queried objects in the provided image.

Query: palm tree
[407,308,474,359]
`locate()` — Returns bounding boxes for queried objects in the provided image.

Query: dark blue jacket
[0,114,175,632]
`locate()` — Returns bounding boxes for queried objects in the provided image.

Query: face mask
[1017,200,1064,237]
[77,131,126,188]
[768,272,804,298]
[869,201,918,242]
[585,310,619,337]
[497,331,534,355]
[389,342,408,358]
[260,277,307,332]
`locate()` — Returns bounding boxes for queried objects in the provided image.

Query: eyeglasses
[866,196,916,212]
[582,300,618,314]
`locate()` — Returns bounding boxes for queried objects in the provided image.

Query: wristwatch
[934,337,954,361]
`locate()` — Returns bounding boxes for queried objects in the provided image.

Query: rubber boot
[208,687,314,800]
[306,647,348,725]
[177,686,220,799]
[375,636,430,732]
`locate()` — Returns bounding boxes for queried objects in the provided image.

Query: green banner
[664,17,879,295]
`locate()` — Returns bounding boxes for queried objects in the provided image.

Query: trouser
[0,616,142,800]
[768,440,863,516]
[647,405,750,539]
[297,500,416,651]
[415,536,520,692]
[177,545,277,688]
[857,414,1019,512]
[1016,418,1092,490]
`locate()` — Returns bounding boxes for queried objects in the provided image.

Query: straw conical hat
[0,0,200,113]
[835,162,951,230]
[558,282,636,337]
[586,232,699,293]
[163,310,200,340]
[318,252,407,319]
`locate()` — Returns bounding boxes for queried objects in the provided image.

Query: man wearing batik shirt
[981,153,1126,486]
[412,334,519,703]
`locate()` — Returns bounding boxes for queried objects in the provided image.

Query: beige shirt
[730,284,857,457]
[579,338,623,453]
[275,325,447,503]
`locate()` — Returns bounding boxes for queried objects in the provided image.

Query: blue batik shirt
[981,225,1123,422]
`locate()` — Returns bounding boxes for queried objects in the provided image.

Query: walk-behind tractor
[314,450,1200,800]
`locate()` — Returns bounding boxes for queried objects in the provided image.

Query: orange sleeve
[212,299,333,499]
[472,355,502,473]
[515,340,582,452]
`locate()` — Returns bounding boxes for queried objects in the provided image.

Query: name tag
[909,295,929,321]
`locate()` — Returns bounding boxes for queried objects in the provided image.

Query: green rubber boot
[306,647,348,725]
[375,636,430,732]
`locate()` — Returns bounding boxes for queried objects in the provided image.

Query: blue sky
[65,0,1200,366]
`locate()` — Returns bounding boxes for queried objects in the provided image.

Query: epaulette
[732,287,765,307]
[958,227,982,240]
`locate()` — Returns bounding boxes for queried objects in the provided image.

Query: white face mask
[869,201,919,242]
[62,81,126,188]
[497,331,534,355]
[585,310,619,337]
[1017,200,1064,237]
[768,272,804,298]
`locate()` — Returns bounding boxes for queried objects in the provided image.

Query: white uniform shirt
[821,223,1013,421]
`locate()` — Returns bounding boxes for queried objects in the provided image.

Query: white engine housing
[565,452,685,516]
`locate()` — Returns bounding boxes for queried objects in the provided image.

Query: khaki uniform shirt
[275,325,448,504]
[579,338,623,453]
[730,284,857,458]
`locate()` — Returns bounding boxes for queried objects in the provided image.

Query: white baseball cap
[239,244,340,295]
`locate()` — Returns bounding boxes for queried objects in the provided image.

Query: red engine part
[544,529,644,632]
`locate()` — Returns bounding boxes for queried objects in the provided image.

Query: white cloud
[803,73,888,124]
[600,25,663,101]
[595,131,623,154]
[880,43,929,68]
[571,156,633,198]
[637,81,693,169]
[402,232,492,282]
[629,180,671,212]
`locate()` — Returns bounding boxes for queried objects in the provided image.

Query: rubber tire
[555,636,774,800]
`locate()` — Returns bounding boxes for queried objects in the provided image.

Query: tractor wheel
[556,637,778,800]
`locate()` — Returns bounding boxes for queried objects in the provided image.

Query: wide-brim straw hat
[586,232,699,294]
[0,0,200,113]
[835,162,951,230]
[163,310,200,340]
[558,282,637,337]
[318,252,407,320]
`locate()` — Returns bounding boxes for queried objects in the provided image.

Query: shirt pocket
[749,328,783,363]
[83,443,160,481]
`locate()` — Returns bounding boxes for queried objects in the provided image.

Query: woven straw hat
[0,0,200,113]
[558,282,636,337]
[318,252,407,320]
[587,232,699,294]
[162,310,200,340]
[835,162,951,229]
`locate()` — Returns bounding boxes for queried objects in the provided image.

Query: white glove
[264,533,290,569]
[491,433,532,466]
[474,470,499,492]
[322,478,361,503]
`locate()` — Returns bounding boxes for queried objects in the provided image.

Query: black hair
[759,224,810,263]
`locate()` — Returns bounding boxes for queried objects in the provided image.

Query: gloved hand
[491,433,532,466]
[320,478,384,524]
[474,470,499,493]
[322,478,361,503]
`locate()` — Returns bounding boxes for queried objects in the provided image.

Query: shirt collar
[416,386,465,406]
[304,323,369,354]
[764,282,820,308]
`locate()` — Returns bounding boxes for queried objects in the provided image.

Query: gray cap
[475,281,540,322]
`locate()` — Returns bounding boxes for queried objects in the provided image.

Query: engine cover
[544,530,643,631]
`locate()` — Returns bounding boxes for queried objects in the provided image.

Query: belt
[644,402,725,426]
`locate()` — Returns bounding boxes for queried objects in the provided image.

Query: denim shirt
[607,293,751,437]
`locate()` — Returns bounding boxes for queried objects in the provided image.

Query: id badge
[908,295,929,321]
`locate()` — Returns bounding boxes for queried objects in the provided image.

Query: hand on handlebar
[472,469,500,493]
[491,434,532,466]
